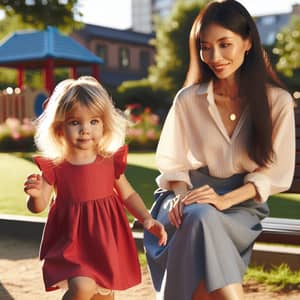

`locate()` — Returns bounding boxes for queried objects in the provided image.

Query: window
[119,47,130,69]
[95,44,107,66]
[140,51,150,74]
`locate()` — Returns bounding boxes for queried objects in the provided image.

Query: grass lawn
[1,152,300,220]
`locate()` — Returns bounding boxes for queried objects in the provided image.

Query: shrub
[0,118,36,152]
[125,104,161,151]
[116,79,171,112]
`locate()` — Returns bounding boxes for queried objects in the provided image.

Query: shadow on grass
[0,235,40,260]
[268,195,300,219]
[126,164,159,209]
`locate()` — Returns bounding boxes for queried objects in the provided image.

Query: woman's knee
[68,276,97,298]
[183,204,217,227]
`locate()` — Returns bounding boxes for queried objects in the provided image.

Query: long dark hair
[185,0,283,167]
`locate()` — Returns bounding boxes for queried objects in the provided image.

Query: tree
[148,0,209,95]
[273,16,300,78]
[0,0,82,31]
[117,0,209,111]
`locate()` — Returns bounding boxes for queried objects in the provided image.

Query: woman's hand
[168,194,185,229]
[144,218,168,246]
[24,174,43,198]
[168,186,232,228]
[182,185,230,211]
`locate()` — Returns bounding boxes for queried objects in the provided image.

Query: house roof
[0,26,102,69]
[74,24,155,46]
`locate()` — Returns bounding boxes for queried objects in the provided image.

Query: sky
[77,0,300,29]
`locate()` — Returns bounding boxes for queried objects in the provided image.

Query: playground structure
[0,26,102,124]
[0,87,48,123]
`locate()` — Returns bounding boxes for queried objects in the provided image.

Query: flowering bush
[0,118,36,152]
[125,104,161,150]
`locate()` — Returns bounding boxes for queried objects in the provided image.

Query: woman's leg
[192,281,211,300]
[192,281,244,300]
[210,283,244,300]
[91,292,114,300]
[62,276,114,300]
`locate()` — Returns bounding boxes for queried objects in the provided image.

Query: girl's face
[199,23,251,81]
[61,103,103,153]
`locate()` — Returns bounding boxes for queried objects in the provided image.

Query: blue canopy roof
[0,26,102,68]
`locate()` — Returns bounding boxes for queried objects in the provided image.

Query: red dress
[34,145,141,291]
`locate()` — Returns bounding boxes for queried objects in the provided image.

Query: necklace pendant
[229,113,237,121]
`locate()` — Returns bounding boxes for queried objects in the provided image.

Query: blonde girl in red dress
[24,76,167,300]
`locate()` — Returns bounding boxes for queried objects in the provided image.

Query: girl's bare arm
[24,174,53,213]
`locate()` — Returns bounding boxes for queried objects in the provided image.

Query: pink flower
[11,130,21,140]
[149,114,160,125]
[146,129,157,140]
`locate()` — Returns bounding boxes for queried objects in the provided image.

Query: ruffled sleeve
[33,156,55,185]
[113,145,128,179]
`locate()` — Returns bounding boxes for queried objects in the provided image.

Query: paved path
[0,236,300,300]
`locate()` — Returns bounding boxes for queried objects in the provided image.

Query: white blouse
[156,81,295,202]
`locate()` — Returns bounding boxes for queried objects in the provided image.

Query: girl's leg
[192,281,244,300]
[62,276,99,300]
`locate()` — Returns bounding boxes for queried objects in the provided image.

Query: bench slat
[257,217,300,245]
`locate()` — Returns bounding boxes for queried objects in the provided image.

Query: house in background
[71,24,155,91]
[70,3,300,93]
[255,4,300,46]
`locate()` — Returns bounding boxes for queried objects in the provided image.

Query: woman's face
[199,23,251,80]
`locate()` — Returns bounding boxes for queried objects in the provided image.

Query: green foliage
[118,1,209,110]
[245,264,300,291]
[116,78,170,111]
[0,0,82,32]
[273,16,300,77]
[148,0,208,95]
[0,67,17,89]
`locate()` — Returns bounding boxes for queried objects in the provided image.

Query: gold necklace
[214,93,240,122]
[229,112,237,121]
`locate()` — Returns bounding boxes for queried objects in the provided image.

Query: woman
[144,1,295,299]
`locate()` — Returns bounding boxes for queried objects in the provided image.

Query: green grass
[268,194,300,219]
[0,153,46,216]
[1,152,300,220]
[245,264,300,291]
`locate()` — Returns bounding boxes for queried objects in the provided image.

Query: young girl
[24,76,167,300]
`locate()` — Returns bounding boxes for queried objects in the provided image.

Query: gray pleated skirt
[144,168,269,300]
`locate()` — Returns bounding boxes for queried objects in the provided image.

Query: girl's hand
[24,174,43,198]
[182,185,230,211]
[144,218,167,246]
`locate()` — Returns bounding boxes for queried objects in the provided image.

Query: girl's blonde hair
[35,76,127,160]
